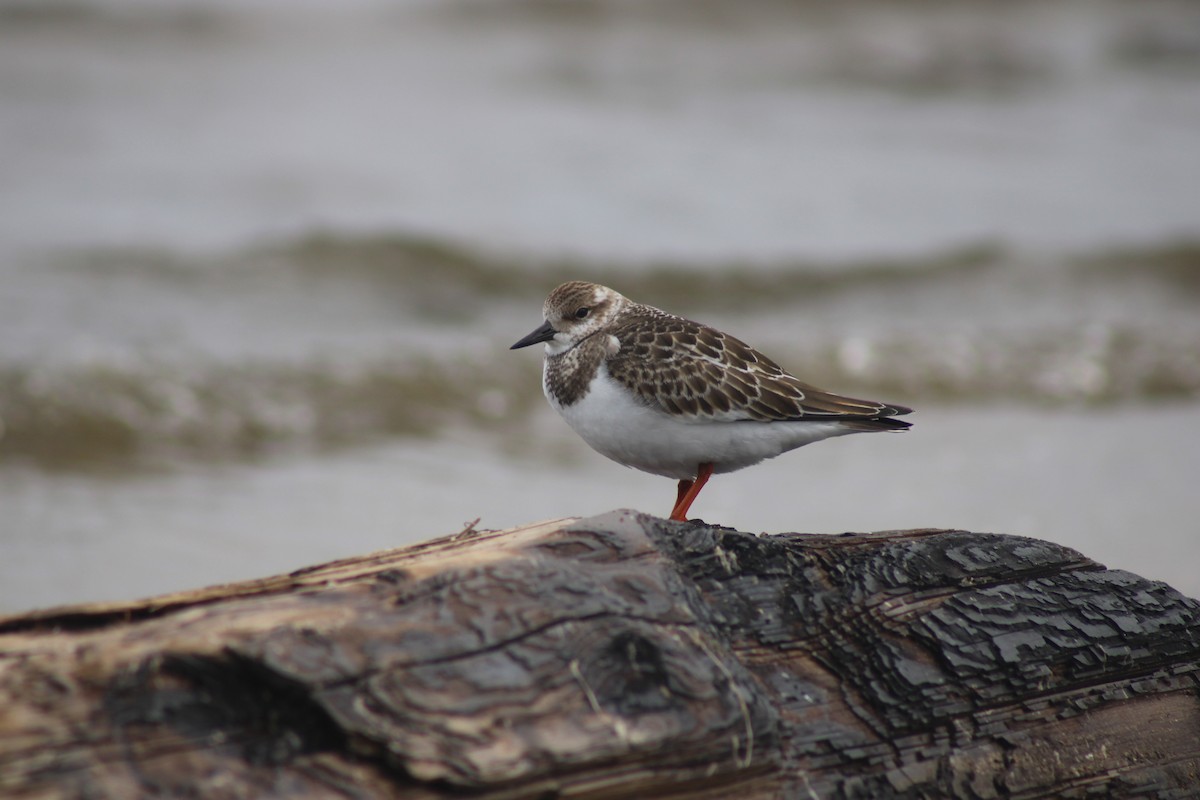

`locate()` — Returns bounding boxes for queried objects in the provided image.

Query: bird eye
[575,307,590,319]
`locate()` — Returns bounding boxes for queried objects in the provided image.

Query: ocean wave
[2,322,1197,468]
[77,230,1006,310]
[811,324,1200,407]
[78,228,1200,303]
[1075,240,1200,294]
[0,354,539,468]
[13,232,1200,469]
[0,0,236,36]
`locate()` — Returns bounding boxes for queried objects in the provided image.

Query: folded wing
[605,309,911,429]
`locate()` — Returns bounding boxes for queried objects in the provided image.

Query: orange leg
[674,478,694,510]
[669,462,714,522]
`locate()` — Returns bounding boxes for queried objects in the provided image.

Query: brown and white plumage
[511,281,912,521]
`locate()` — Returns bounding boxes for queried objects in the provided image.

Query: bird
[510,281,912,522]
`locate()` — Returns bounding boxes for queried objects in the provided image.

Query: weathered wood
[1,510,1198,799]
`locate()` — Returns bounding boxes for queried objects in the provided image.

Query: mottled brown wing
[605,306,911,425]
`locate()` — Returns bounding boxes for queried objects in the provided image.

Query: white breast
[544,362,856,480]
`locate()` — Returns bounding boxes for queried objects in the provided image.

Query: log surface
[1,510,1198,799]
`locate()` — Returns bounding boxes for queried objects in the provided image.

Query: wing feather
[605,306,910,426]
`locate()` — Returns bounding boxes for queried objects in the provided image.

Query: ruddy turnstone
[511,281,912,522]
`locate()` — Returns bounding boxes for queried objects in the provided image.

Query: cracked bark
[1,510,1198,799]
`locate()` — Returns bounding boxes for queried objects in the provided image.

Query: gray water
[2,0,1199,613]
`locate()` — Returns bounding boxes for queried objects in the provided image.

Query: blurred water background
[2,0,1199,612]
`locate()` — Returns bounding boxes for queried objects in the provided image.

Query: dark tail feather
[843,416,912,432]
[840,403,913,432]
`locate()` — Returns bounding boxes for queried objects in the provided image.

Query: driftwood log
[1,510,1199,799]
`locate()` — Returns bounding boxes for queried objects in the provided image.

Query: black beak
[510,320,556,350]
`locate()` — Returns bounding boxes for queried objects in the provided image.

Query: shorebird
[511,281,911,521]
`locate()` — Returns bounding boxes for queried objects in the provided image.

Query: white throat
[544,335,574,356]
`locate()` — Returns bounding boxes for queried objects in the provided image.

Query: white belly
[545,363,856,480]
